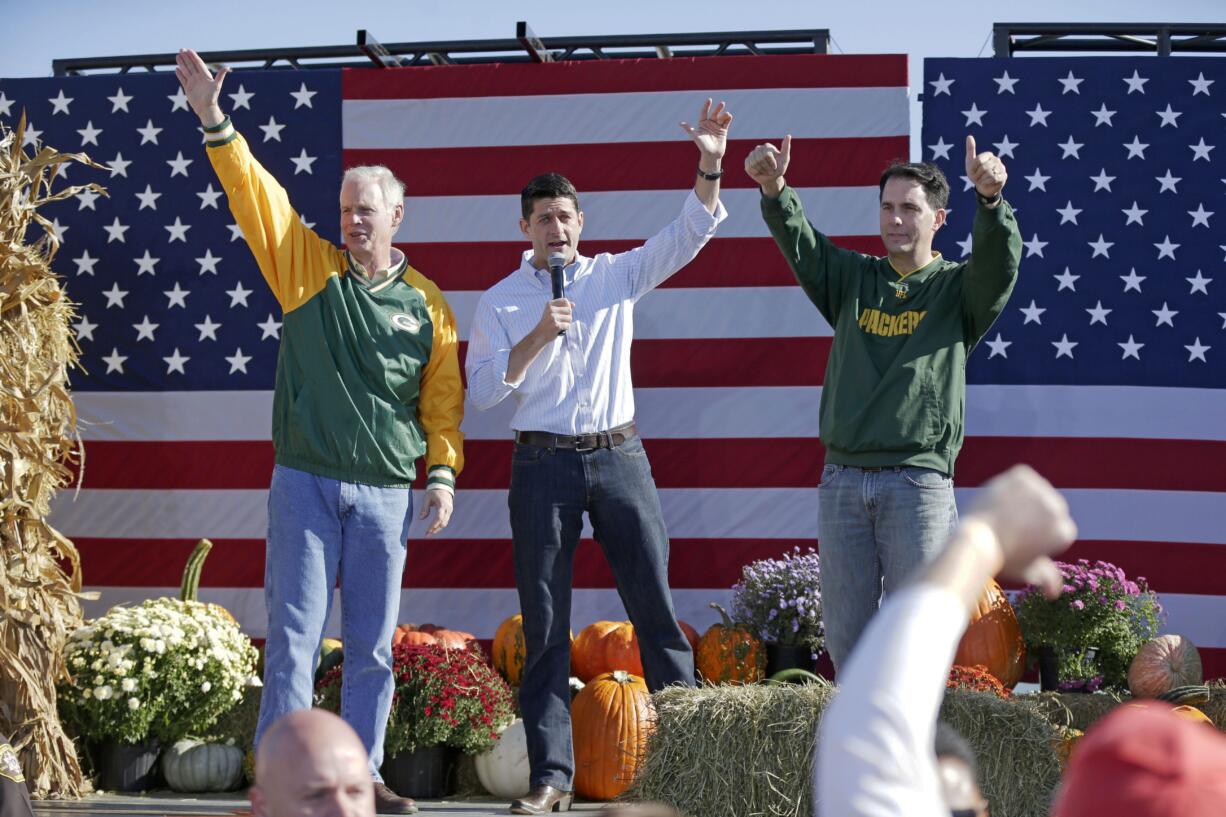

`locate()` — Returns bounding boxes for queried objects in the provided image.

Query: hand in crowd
[679,98,733,161]
[744,135,792,197]
[962,464,1077,597]
[965,134,1007,199]
[174,48,228,127]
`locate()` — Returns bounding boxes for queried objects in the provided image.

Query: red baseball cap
[1052,701,1226,817]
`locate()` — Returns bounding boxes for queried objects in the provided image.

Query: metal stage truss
[994,23,1226,57]
[51,23,831,76]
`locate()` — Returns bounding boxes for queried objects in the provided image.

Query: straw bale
[627,681,1065,817]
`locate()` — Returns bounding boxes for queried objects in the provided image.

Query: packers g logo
[391,313,422,334]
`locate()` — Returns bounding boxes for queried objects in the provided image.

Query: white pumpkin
[474,718,531,798]
[162,739,244,793]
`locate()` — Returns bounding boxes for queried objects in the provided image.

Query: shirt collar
[348,247,407,286]
[517,250,587,289]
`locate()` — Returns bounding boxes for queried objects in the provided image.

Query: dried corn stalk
[0,114,106,798]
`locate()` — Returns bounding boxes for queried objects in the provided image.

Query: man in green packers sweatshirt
[747,134,1021,670]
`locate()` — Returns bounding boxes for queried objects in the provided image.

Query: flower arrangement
[317,642,515,756]
[58,598,259,744]
[1013,559,1163,690]
[729,547,824,655]
[946,664,1010,699]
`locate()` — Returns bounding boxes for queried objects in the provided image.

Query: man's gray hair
[341,164,405,211]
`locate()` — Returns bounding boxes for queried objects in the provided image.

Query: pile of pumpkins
[482,605,767,801]
[951,579,1215,769]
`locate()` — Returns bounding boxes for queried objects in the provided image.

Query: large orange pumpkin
[695,603,765,685]
[572,670,653,800]
[953,579,1025,689]
[1128,635,1203,698]
[493,614,529,686]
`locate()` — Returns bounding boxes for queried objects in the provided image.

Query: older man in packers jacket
[176,49,464,815]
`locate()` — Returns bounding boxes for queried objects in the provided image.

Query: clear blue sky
[2,0,1222,156]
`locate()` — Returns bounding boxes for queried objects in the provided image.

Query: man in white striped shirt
[465,99,732,815]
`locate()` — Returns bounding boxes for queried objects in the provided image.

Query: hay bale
[1197,682,1226,733]
[940,690,1063,817]
[629,682,1064,817]
[628,681,835,817]
[1022,690,1125,733]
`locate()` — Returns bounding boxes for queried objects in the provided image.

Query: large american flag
[2,53,907,649]
[15,52,1214,678]
[923,57,1226,677]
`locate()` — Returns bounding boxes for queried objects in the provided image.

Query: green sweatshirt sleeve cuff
[426,465,456,494]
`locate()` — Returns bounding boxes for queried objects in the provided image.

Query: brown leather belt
[515,422,637,451]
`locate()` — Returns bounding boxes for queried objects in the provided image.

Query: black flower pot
[1037,645,1060,691]
[381,745,458,799]
[765,642,817,679]
[89,738,162,792]
[1038,645,1100,692]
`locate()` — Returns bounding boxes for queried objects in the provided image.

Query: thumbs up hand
[965,134,1006,201]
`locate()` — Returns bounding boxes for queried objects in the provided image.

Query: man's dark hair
[521,173,580,220]
[934,721,979,778]
[879,161,950,211]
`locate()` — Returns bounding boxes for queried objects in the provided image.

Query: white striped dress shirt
[466,190,727,434]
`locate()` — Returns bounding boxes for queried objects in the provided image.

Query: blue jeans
[817,464,958,670]
[254,464,413,781]
[508,434,694,791]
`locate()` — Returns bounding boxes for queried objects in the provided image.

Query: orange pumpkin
[572,621,622,682]
[431,629,475,651]
[493,614,529,686]
[600,622,643,678]
[1172,705,1214,726]
[953,579,1026,689]
[1128,635,1203,698]
[678,620,700,654]
[393,627,437,647]
[572,670,653,800]
[695,603,765,685]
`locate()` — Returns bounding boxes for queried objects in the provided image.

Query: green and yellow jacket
[205,122,464,489]
[762,186,1021,476]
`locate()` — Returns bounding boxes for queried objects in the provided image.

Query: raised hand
[965,135,1007,200]
[744,135,792,197]
[679,98,733,161]
[963,464,1077,598]
[174,48,229,127]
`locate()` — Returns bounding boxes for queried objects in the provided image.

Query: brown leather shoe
[373,781,418,815]
[509,784,574,814]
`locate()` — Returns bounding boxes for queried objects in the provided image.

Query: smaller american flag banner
[923,57,1226,677]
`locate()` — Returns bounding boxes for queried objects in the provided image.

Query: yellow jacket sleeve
[206,126,339,313]
[407,268,465,487]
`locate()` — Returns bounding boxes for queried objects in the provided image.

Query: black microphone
[548,252,566,336]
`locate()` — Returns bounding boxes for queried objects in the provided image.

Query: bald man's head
[250,709,374,817]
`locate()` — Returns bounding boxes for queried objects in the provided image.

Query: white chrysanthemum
[94,685,113,700]
[200,681,211,693]
[127,698,140,710]
[121,678,137,692]
[82,688,92,699]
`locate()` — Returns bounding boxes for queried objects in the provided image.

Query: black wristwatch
[976,190,1003,207]
[697,167,724,181]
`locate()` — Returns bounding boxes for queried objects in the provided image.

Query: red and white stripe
[52,54,1226,677]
